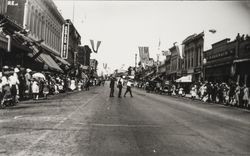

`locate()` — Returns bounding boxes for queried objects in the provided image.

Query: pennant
[90,39,95,53]
[96,41,101,52]
[90,40,102,53]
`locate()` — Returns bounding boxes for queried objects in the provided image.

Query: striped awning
[38,53,63,72]
[55,56,71,66]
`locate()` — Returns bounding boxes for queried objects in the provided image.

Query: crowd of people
[135,80,250,110]
[0,65,103,108]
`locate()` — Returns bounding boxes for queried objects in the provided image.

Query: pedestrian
[43,80,49,99]
[85,78,90,91]
[124,79,133,97]
[109,76,115,97]
[31,79,39,100]
[190,85,197,99]
[25,68,32,99]
[242,84,249,108]
[9,69,19,104]
[235,83,241,107]
[117,76,123,98]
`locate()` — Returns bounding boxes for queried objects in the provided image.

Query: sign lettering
[61,23,70,59]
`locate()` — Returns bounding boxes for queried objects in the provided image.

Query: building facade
[78,45,91,67]
[169,45,182,81]
[0,0,8,14]
[6,0,65,56]
[182,32,204,82]
[64,19,81,66]
[204,34,250,85]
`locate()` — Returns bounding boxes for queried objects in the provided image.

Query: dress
[243,87,249,101]
[31,81,39,94]
[70,80,76,90]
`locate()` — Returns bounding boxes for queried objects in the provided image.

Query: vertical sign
[61,23,70,59]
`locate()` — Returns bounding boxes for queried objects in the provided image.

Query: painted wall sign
[61,23,70,59]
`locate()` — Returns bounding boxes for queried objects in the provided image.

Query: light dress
[32,81,39,94]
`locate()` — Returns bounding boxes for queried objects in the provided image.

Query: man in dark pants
[124,79,133,97]
[109,76,115,97]
[117,76,123,98]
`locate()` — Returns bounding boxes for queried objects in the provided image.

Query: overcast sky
[54,0,250,74]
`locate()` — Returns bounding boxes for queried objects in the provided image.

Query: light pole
[157,54,160,73]
[203,58,207,82]
[135,53,137,67]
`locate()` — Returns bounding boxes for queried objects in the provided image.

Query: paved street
[0,83,250,156]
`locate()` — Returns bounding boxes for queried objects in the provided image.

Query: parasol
[32,72,46,80]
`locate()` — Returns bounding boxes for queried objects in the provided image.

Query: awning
[175,75,192,83]
[151,74,162,81]
[233,58,250,63]
[55,56,71,66]
[38,53,63,72]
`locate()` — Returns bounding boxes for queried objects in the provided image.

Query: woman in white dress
[31,79,39,100]
[70,78,76,91]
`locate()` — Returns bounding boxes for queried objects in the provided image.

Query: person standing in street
[109,76,115,97]
[117,76,123,98]
[242,84,249,108]
[124,79,133,97]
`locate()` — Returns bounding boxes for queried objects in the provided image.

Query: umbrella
[32,72,46,80]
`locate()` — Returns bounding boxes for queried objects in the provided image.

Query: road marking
[15,93,99,156]
[14,116,23,119]
[77,123,161,128]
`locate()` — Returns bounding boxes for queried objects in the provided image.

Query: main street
[0,84,250,156]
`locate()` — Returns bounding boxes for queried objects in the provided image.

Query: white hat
[14,67,20,73]
[3,66,9,69]
[26,68,32,73]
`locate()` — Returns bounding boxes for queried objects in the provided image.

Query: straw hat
[26,68,32,73]
[14,67,20,73]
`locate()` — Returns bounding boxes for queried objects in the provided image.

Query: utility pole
[157,54,160,73]
[135,53,137,67]
[72,1,75,24]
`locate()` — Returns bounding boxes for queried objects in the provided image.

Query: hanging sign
[61,23,70,59]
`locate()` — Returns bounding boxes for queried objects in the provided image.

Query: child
[31,79,39,100]
[43,80,49,99]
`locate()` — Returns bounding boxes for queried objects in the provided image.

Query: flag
[162,50,170,56]
[90,39,95,52]
[96,41,101,52]
[138,46,150,64]
[209,29,216,33]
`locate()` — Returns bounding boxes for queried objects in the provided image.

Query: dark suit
[110,78,115,97]
[117,79,123,98]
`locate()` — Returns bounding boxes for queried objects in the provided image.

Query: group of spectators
[188,81,249,109]
[135,80,250,110]
[0,65,98,108]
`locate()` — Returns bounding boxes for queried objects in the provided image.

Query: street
[0,83,250,156]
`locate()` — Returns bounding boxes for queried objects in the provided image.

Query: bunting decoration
[90,39,102,53]
[103,63,107,69]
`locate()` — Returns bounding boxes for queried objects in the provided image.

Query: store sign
[207,49,235,61]
[61,23,70,59]
[8,0,18,6]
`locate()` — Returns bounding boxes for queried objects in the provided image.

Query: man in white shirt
[124,79,133,97]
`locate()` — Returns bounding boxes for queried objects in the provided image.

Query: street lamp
[203,58,207,81]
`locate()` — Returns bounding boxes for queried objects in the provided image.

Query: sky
[54,0,250,74]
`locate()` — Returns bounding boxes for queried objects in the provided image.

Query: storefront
[203,38,236,83]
